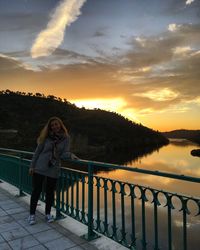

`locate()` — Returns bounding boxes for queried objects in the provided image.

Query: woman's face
[50,119,61,134]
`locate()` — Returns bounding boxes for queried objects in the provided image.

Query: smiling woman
[28,116,78,225]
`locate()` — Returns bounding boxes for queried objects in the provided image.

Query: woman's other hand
[71,153,79,160]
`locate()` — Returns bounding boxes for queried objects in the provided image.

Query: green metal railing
[0,147,199,250]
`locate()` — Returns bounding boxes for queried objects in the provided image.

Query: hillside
[0,90,169,160]
[163,129,200,145]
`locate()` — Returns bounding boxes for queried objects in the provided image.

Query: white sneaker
[28,214,36,225]
[45,214,54,223]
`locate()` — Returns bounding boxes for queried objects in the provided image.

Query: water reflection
[94,139,200,249]
[63,171,199,250]
[169,138,198,147]
[98,139,200,197]
[62,139,200,249]
[93,144,166,166]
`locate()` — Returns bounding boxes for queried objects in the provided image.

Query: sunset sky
[0,0,200,131]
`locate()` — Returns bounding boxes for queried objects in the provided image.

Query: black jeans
[30,173,57,215]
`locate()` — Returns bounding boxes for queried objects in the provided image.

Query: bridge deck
[0,185,98,250]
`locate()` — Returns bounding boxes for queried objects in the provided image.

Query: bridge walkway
[0,184,99,250]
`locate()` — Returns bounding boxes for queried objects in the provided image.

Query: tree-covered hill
[0,90,169,159]
[163,129,200,145]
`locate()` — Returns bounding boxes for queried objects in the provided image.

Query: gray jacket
[30,135,72,178]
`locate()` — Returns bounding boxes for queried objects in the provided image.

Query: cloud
[31,0,87,58]
[163,0,199,19]
[133,88,179,102]
[173,46,191,55]
[1,22,200,130]
[109,23,200,113]
[135,37,146,47]
[122,23,200,72]
[168,23,182,32]
[0,53,34,72]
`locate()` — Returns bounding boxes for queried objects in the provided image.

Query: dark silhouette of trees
[163,130,200,145]
[0,90,169,155]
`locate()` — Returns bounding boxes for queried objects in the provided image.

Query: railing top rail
[62,159,200,183]
[0,147,200,183]
[0,147,33,155]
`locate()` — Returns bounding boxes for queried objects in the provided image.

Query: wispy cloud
[0,53,34,71]
[173,46,191,55]
[133,88,179,102]
[31,0,87,58]
[168,23,182,32]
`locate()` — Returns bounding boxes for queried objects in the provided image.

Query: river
[93,139,200,249]
[98,138,200,197]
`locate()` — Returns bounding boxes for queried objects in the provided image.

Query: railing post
[181,198,188,250]
[16,153,26,197]
[141,188,147,249]
[81,175,86,223]
[153,192,159,250]
[166,194,174,250]
[82,163,100,241]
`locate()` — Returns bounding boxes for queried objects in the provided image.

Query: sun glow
[70,98,141,123]
[134,88,179,101]
[70,97,126,111]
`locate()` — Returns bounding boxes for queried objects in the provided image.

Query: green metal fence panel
[0,148,199,250]
[0,154,21,187]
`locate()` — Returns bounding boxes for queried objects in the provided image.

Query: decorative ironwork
[0,147,199,250]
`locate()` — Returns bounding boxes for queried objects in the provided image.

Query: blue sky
[0,0,199,57]
[0,0,200,131]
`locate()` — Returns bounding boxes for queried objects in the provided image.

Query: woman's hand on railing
[70,153,79,160]
[29,168,34,176]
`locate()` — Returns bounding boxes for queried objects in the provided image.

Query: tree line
[0,90,169,161]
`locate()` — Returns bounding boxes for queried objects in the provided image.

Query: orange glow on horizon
[69,97,141,124]
[69,97,199,132]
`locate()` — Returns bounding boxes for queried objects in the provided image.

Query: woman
[28,117,77,225]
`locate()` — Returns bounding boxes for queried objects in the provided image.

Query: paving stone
[6,207,26,215]
[0,187,98,250]
[0,209,7,216]
[0,196,8,201]
[68,233,87,245]
[69,246,84,250]
[0,215,14,224]
[0,193,7,198]
[0,242,12,249]
[50,223,73,237]
[0,234,5,243]
[1,226,29,241]
[0,222,19,233]
[44,236,76,250]
[10,211,29,220]
[8,235,40,250]
[81,243,99,250]
[0,202,21,210]
[27,245,47,250]
[0,200,16,207]
[20,221,51,234]
[34,229,63,243]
